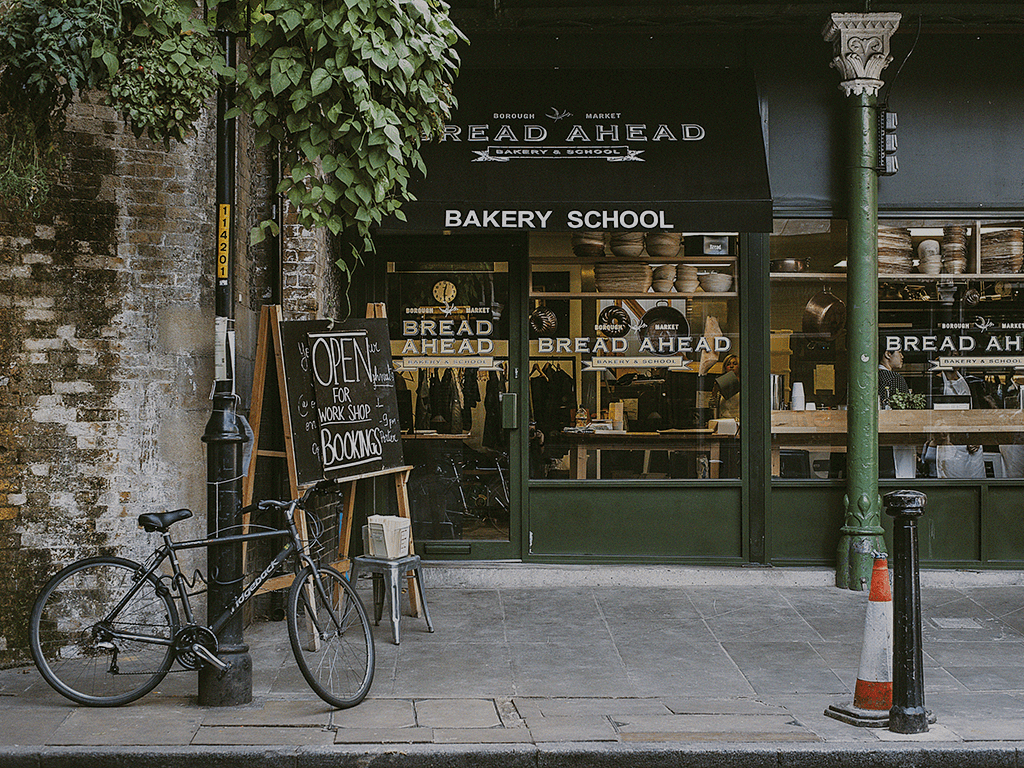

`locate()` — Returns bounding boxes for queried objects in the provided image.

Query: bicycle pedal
[95,641,116,651]
[192,644,230,672]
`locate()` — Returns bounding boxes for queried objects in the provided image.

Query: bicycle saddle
[138,508,193,533]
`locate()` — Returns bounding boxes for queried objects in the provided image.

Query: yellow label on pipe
[217,204,230,279]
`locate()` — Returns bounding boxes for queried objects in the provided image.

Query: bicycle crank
[172,625,226,671]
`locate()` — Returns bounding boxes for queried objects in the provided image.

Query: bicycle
[29,480,374,709]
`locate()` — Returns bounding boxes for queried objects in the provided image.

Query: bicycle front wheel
[287,565,374,709]
[30,556,178,706]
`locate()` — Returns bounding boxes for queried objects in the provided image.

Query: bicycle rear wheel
[30,556,178,706]
[287,565,374,709]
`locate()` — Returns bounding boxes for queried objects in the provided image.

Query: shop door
[380,234,526,560]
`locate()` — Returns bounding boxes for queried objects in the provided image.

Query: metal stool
[350,554,433,645]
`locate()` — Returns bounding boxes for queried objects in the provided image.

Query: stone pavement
[1,565,1023,767]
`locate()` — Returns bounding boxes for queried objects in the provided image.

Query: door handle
[500,392,518,430]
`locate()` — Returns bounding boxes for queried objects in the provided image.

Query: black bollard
[884,489,929,734]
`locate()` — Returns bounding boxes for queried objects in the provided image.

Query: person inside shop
[713,354,741,421]
[931,367,985,479]
[878,344,916,478]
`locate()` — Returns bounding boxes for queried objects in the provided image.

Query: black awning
[386,68,772,233]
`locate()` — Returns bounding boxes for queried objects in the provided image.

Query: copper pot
[802,287,846,338]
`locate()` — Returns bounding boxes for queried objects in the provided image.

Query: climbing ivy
[235,0,465,273]
[0,0,464,272]
[0,0,223,207]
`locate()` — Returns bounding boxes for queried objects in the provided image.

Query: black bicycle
[29,481,374,708]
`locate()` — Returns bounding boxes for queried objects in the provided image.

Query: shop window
[528,231,741,481]
[386,259,511,541]
[770,219,1024,481]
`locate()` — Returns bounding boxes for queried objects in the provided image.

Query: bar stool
[350,554,434,645]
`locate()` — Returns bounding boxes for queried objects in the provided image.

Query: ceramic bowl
[698,272,733,292]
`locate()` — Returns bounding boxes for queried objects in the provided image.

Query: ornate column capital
[823,12,902,97]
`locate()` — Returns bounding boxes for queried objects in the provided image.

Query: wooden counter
[553,429,737,479]
[772,409,1024,446]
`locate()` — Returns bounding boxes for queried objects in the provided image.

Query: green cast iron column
[824,12,901,590]
[836,90,885,589]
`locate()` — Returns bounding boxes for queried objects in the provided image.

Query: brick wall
[0,92,272,665]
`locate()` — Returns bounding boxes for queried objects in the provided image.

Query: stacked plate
[609,231,645,257]
[878,227,913,274]
[595,262,653,293]
[980,228,1023,273]
[572,231,605,257]
[942,225,968,274]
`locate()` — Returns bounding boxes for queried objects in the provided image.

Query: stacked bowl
[609,231,645,257]
[652,264,677,292]
[675,264,699,293]
[916,239,942,275]
[572,231,605,257]
[645,232,682,259]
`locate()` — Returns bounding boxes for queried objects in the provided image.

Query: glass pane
[386,260,511,541]
[769,219,849,479]
[769,218,1024,480]
[528,232,741,480]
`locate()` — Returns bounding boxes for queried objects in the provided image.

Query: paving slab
[333,727,434,744]
[661,698,791,715]
[514,697,671,719]
[433,728,535,744]
[525,715,618,742]
[3,577,1024,763]
[614,713,818,739]
[191,725,336,745]
[331,698,415,729]
[200,699,334,726]
[873,724,962,742]
[509,640,634,698]
[48,707,203,746]
[415,698,501,728]
[0,705,69,744]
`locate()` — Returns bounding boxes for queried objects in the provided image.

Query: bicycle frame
[101,502,313,649]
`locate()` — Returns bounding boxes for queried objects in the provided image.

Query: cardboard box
[366,515,410,559]
[709,418,739,436]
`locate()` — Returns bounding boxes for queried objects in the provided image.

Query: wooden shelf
[532,255,736,265]
[770,272,846,280]
[529,291,737,299]
[770,272,1023,281]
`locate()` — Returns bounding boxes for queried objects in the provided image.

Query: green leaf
[101,51,118,78]
[310,68,333,97]
[270,61,291,96]
[279,8,303,32]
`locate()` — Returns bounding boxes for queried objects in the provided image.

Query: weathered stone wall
[0,91,272,665]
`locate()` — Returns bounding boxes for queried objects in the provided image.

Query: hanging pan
[639,300,689,354]
[802,285,846,339]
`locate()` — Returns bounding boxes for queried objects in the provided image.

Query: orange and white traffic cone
[825,554,893,727]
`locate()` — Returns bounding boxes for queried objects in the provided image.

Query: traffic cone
[825,554,893,727]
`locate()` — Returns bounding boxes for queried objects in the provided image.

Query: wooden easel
[242,304,422,617]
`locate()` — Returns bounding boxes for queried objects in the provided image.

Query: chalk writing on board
[306,322,404,480]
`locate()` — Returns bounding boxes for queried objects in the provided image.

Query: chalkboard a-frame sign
[278,318,404,486]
